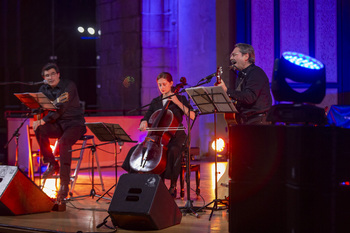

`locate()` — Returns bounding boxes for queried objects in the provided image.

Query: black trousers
[35,122,86,185]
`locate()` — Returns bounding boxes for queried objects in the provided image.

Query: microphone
[192,108,200,114]
[199,72,216,82]
[229,60,237,70]
[118,141,124,146]
[32,80,48,85]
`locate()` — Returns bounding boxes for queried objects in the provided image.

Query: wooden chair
[179,147,200,198]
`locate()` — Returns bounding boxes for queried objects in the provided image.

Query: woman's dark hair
[157,72,175,92]
[41,63,60,77]
[157,72,173,82]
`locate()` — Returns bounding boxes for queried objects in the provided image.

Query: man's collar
[242,63,254,72]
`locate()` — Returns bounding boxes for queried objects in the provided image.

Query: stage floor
[0,161,229,233]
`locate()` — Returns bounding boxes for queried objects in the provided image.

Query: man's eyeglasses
[44,72,57,78]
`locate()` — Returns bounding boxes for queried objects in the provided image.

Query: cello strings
[145,127,186,132]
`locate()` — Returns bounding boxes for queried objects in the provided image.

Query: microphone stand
[179,77,213,216]
[127,89,188,115]
[4,113,31,166]
[0,81,45,85]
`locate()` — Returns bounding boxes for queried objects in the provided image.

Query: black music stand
[14,92,57,111]
[9,92,57,166]
[85,122,136,201]
[186,85,237,220]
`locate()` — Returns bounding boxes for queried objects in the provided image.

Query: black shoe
[169,186,177,198]
[42,161,59,179]
[57,184,69,202]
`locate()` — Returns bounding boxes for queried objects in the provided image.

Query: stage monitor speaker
[0,165,54,215]
[108,173,182,230]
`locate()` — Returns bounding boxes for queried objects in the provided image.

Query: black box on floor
[228,125,350,233]
[108,173,182,230]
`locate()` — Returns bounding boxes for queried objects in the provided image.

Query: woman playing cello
[122,72,195,197]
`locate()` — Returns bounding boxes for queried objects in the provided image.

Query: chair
[27,125,105,196]
[179,147,200,198]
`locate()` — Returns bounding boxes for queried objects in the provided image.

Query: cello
[129,79,187,174]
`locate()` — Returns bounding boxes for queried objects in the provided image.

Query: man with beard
[217,43,272,125]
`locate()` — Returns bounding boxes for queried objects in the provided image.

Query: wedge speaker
[108,173,182,230]
[0,165,54,215]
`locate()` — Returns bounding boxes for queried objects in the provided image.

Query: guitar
[34,92,69,121]
[53,92,69,106]
[214,66,223,85]
[215,66,237,125]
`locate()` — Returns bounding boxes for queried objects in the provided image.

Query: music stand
[10,92,57,166]
[178,104,202,217]
[186,85,237,220]
[85,122,136,201]
[14,92,58,111]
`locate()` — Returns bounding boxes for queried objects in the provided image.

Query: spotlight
[77,26,84,33]
[87,27,95,35]
[211,138,225,152]
[267,52,327,124]
[209,137,227,160]
[271,51,326,104]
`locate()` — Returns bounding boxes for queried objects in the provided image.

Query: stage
[0,161,229,233]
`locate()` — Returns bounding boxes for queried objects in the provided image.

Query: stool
[27,125,104,195]
[43,134,105,196]
[180,163,200,198]
[68,135,105,195]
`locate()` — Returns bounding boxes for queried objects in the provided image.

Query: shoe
[57,184,69,202]
[42,161,59,179]
[169,186,177,198]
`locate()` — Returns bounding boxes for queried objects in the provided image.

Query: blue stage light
[267,51,327,124]
[282,51,324,70]
[271,51,326,104]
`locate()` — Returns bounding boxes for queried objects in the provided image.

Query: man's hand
[216,79,228,92]
[33,119,45,131]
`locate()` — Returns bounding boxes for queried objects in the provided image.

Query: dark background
[0,0,97,162]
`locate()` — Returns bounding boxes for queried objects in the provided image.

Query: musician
[122,72,195,197]
[33,63,86,202]
[217,43,272,125]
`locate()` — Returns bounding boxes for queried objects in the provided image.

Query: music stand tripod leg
[96,183,115,201]
[96,141,119,202]
[69,145,103,200]
[195,110,228,220]
[179,99,203,217]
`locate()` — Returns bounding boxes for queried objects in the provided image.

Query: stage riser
[228,125,350,233]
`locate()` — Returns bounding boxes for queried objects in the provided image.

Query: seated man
[33,63,86,202]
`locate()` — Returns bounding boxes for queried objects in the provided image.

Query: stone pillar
[178,0,218,155]
[141,0,178,106]
[96,0,141,114]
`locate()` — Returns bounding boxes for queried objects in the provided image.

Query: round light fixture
[282,51,324,70]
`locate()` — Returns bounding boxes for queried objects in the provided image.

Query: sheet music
[14,92,57,110]
[185,86,237,114]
